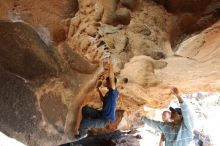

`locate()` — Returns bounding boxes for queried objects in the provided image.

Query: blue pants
[79,106,109,135]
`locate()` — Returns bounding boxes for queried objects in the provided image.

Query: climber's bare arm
[96,80,104,102]
[108,60,116,90]
[170,87,183,103]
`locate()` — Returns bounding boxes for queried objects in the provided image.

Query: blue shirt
[142,101,195,146]
[101,89,119,121]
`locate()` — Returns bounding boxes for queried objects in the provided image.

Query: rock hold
[115,8,131,25]
[120,0,137,10]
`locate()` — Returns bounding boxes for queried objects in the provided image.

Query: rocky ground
[60,130,141,146]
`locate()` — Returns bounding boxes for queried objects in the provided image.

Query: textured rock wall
[0,0,220,145]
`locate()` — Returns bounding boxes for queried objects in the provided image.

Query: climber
[76,59,119,139]
[141,87,195,146]
[159,111,171,146]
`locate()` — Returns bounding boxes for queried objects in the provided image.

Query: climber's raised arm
[108,60,116,90]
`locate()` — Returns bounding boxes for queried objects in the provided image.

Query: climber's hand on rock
[170,87,184,103]
[170,87,179,95]
[108,59,113,66]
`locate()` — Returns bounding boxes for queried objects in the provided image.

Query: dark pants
[79,106,109,135]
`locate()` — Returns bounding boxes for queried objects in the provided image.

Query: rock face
[0,67,41,141]
[0,21,59,79]
[0,0,220,145]
[157,21,220,92]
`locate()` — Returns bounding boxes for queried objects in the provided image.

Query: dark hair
[169,107,182,115]
[106,77,117,84]
[162,111,171,114]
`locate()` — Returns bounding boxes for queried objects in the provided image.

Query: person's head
[162,111,171,122]
[104,77,117,90]
[169,107,183,124]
